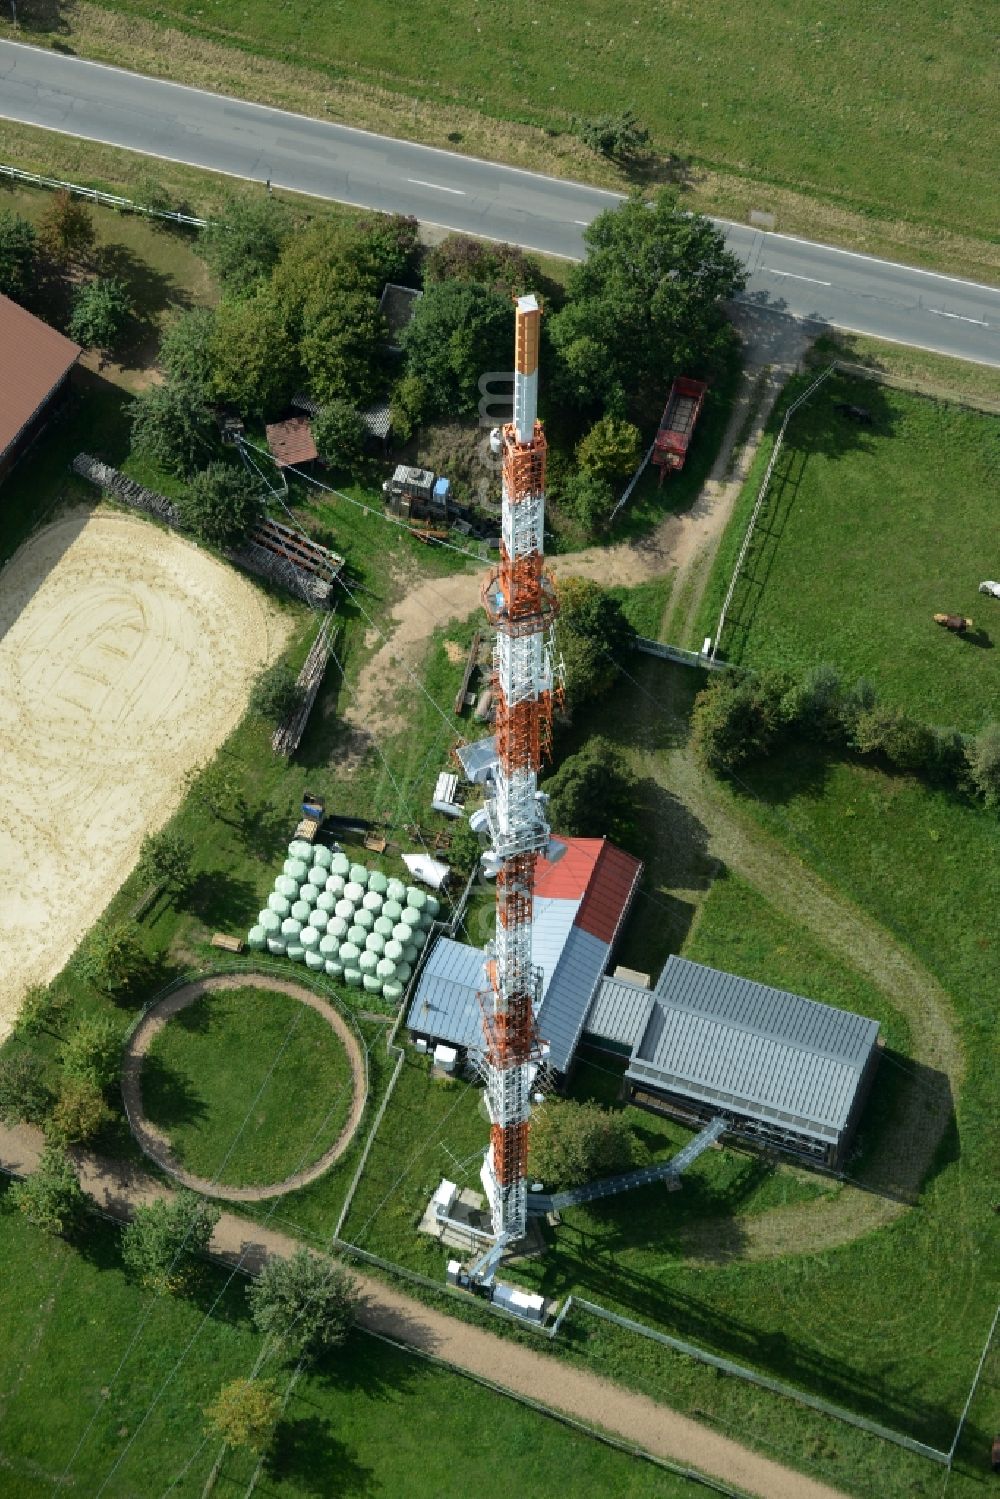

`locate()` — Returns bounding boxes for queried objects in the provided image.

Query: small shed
[432,771,462,818]
[0,294,80,485]
[455,736,499,785]
[265,415,318,469]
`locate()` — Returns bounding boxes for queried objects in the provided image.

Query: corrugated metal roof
[455,736,498,783]
[265,416,318,467]
[584,976,655,1048]
[629,957,879,1141]
[536,925,610,1073]
[576,842,643,943]
[406,937,486,1052]
[532,898,580,998]
[0,294,79,460]
[534,837,604,902]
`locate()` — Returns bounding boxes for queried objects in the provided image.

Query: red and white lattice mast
[480,294,560,1245]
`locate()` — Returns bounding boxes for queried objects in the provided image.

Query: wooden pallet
[211,933,244,953]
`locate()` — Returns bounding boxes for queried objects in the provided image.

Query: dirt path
[121,974,367,1202]
[0,1119,847,1499]
[660,744,964,1261]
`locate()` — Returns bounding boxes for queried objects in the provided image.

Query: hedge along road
[122,974,367,1201]
[0,39,998,365]
[0,1118,850,1499]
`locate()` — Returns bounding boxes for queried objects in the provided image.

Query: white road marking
[765,268,832,287]
[406,177,465,195]
[573,219,590,225]
[926,308,990,327]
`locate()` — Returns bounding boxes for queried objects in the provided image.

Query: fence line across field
[0,162,210,226]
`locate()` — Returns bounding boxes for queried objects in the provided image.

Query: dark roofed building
[265,415,318,469]
[623,956,880,1167]
[0,295,80,485]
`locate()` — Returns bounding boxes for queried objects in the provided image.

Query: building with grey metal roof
[406,938,486,1056]
[624,956,880,1167]
[583,975,655,1054]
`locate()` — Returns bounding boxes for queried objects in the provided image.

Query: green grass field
[42,0,998,243]
[697,372,1000,731]
[0,1197,701,1498]
[141,985,356,1188]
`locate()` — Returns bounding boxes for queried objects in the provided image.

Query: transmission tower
[479,294,560,1245]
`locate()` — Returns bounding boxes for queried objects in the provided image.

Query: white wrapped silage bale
[382,980,403,1005]
[382,899,403,924]
[374,915,394,938]
[259,909,281,933]
[424,894,441,920]
[291,900,312,923]
[300,883,322,907]
[402,943,419,967]
[311,845,333,870]
[284,858,309,882]
[344,881,365,904]
[346,925,367,948]
[307,868,328,892]
[365,932,386,957]
[325,874,346,899]
[325,958,345,979]
[300,926,321,951]
[384,939,404,963]
[247,926,267,950]
[288,840,313,861]
[376,957,396,981]
[344,967,362,988]
[275,875,299,899]
[334,899,355,923]
[363,973,382,994]
[339,942,361,966]
[386,878,406,904]
[316,890,336,914]
[311,908,329,933]
[267,893,291,918]
[281,917,303,939]
[392,923,411,945]
[305,949,325,971]
[359,950,378,975]
[349,863,369,888]
[327,916,349,941]
[354,909,375,933]
[319,934,340,958]
[406,887,426,912]
[267,936,287,955]
[401,906,422,931]
[394,961,412,986]
[286,943,305,963]
[329,851,350,876]
[362,890,383,914]
[368,871,389,896]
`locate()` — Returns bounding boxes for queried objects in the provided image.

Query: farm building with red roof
[0,295,80,485]
[407,836,643,1076]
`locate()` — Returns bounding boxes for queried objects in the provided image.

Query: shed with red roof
[0,295,80,485]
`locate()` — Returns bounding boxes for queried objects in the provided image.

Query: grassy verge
[695,370,1000,730]
[3,2,999,281]
[142,984,356,1188]
[0,1196,700,1497]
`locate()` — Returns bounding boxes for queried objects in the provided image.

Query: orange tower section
[480,294,560,1241]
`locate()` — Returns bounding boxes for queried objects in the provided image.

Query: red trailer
[652,377,708,481]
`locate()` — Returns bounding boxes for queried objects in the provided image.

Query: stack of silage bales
[248,849,441,998]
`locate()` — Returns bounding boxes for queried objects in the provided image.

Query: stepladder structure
[480,294,562,1243]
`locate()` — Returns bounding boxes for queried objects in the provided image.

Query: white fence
[0,162,210,227]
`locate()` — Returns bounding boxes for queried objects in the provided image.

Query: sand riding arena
[0,509,290,1040]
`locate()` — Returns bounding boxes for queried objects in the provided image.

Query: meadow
[696,371,1000,732]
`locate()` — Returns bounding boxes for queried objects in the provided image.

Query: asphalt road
[2,38,998,365]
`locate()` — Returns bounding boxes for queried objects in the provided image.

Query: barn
[0,295,80,486]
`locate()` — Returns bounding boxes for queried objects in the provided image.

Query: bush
[47,1075,111,1145]
[122,1189,220,1293]
[447,820,483,878]
[248,1247,359,1364]
[557,472,616,538]
[967,723,1000,808]
[312,399,366,471]
[13,983,67,1040]
[10,1145,87,1236]
[298,287,386,408]
[576,415,643,485]
[780,663,847,744]
[545,738,637,844]
[0,1053,50,1126]
[158,307,218,399]
[0,210,38,300]
[178,461,262,549]
[528,1100,635,1190]
[77,920,147,998]
[424,234,545,296]
[389,372,429,443]
[691,671,790,776]
[68,277,133,353]
[249,661,302,724]
[60,1015,121,1092]
[353,212,420,286]
[37,190,95,264]
[578,111,650,161]
[129,380,214,478]
[205,1378,281,1455]
[135,828,195,895]
[556,578,636,709]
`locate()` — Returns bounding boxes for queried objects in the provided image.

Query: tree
[249,661,302,724]
[200,192,290,297]
[576,415,642,486]
[60,1015,121,1092]
[389,371,429,443]
[10,1145,87,1237]
[578,110,650,162]
[0,1052,50,1126]
[37,190,95,264]
[400,280,512,421]
[177,461,262,549]
[691,671,790,776]
[528,1100,635,1190]
[13,983,67,1040]
[122,1189,220,1293]
[447,819,483,878]
[77,920,147,999]
[298,287,385,408]
[558,471,616,538]
[966,722,1000,808]
[47,1074,110,1145]
[0,210,38,300]
[312,399,366,471]
[10,1140,82,1229]
[424,234,546,297]
[353,212,420,287]
[158,307,218,399]
[555,578,636,708]
[184,761,249,826]
[129,380,214,478]
[549,190,745,411]
[135,828,195,895]
[248,1247,359,1364]
[211,287,298,418]
[68,277,133,355]
[205,1378,281,1455]
[544,738,637,843]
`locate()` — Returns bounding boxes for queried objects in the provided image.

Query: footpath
[0,1119,847,1499]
